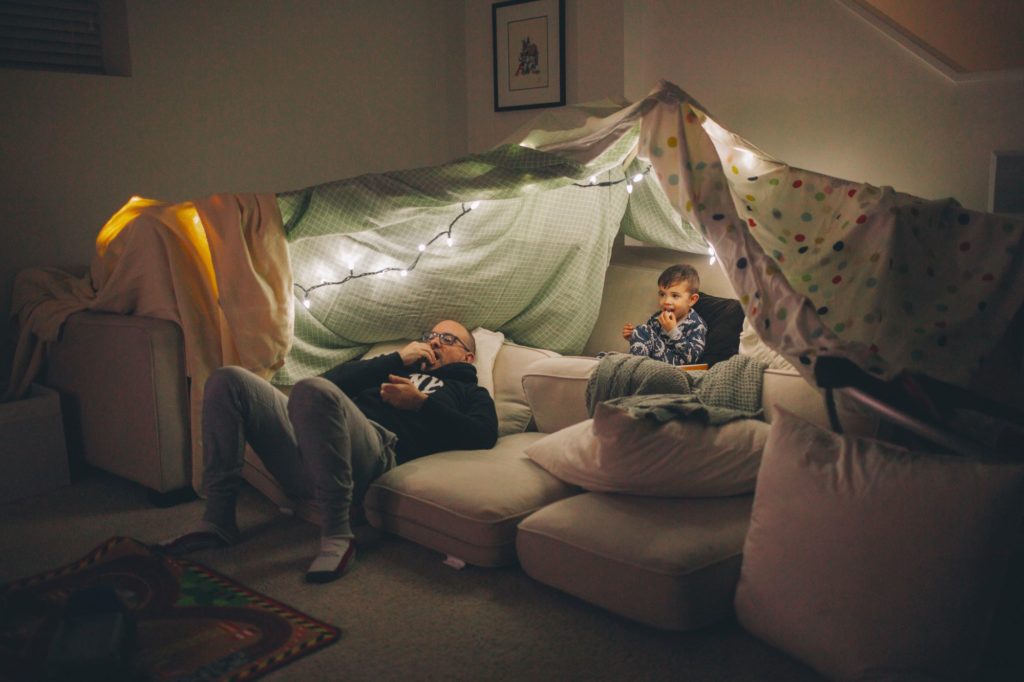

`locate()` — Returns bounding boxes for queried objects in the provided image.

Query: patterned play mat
[0,536,339,681]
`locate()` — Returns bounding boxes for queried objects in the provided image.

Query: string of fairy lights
[294,166,653,309]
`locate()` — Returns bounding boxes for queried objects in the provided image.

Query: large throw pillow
[524,402,769,497]
[693,291,744,366]
[734,408,1024,681]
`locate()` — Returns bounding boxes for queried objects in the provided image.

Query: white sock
[305,536,356,582]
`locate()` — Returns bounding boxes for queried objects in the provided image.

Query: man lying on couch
[160,319,498,583]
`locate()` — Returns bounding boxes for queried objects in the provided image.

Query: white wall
[465,0,624,152]
[623,0,1024,211]
[0,0,467,386]
[468,0,1023,212]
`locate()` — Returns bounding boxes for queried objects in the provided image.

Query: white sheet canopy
[8,80,1023,494]
[281,79,1024,392]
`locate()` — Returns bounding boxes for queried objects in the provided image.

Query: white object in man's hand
[380,374,427,411]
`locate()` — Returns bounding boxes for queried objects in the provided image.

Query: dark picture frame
[492,0,565,112]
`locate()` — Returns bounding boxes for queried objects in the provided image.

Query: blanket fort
[279,80,1023,393]
[7,80,1023,492]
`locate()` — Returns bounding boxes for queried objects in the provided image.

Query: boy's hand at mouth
[658,309,677,333]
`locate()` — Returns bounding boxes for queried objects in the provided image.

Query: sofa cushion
[492,341,561,436]
[364,432,579,567]
[517,492,753,631]
[521,356,596,434]
[738,317,796,371]
[524,404,769,497]
[734,408,1024,681]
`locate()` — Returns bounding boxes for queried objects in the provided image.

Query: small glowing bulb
[626,182,634,194]
[632,173,644,183]
[302,296,311,309]
[446,236,454,247]
[418,243,426,252]
[400,269,408,277]
[589,175,597,185]
[469,201,481,210]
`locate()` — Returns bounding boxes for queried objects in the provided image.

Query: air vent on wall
[0,0,129,76]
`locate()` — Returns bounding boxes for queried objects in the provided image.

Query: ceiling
[841,0,1024,80]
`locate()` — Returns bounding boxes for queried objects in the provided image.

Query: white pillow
[470,327,504,398]
[524,402,769,497]
[734,408,1024,681]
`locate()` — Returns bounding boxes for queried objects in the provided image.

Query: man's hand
[658,310,677,333]
[622,323,635,341]
[380,374,427,411]
[399,341,437,369]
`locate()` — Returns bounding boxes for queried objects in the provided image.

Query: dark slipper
[156,530,229,557]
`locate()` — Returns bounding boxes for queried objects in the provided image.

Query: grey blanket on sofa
[585,353,767,425]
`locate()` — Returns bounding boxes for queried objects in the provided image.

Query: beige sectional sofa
[363,349,875,630]
[40,260,877,630]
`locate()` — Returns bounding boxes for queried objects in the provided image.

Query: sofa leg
[442,555,466,569]
[146,486,197,508]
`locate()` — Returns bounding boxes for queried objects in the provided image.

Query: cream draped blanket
[4,193,293,493]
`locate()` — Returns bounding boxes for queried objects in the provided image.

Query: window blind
[0,0,105,74]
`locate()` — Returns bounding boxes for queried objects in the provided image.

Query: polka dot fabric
[279,80,1024,391]
[636,83,1024,388]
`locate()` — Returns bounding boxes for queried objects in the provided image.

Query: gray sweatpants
[200,366,397,539]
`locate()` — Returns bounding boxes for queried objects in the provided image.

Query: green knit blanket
[586,353,767,425]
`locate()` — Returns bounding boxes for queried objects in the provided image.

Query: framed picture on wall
[492,0,565,111]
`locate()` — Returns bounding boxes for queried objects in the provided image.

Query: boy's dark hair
[658,264,700,293]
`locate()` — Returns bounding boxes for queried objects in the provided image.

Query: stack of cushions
[524,401,769,497]
[693,291,745,366]
[517,382,771,631]
[735,408,1024,680]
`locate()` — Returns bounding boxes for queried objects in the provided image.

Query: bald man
[161,320,497,582]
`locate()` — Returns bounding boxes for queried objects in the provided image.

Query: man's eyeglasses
[421,331,471,352]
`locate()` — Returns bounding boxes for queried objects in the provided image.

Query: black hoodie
[320,352,498,463]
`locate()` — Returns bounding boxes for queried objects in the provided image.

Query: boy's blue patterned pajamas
[629,309,707,365]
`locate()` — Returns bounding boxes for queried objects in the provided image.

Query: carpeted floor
[2,468,1012,682]
[0,469,830,681]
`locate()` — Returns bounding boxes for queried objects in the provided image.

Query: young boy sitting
[621,264,707,366]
